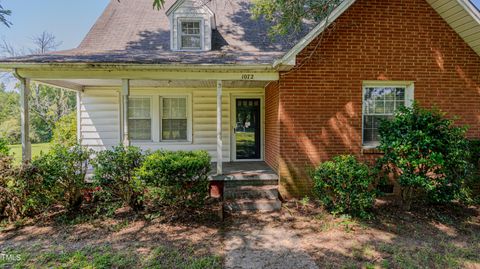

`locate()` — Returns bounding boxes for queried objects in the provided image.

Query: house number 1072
[241,74,255,80]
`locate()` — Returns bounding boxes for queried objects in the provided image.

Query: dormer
[166,0,215,51]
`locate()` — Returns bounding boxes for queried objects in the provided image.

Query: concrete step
[224,185,279,200]
[224,179,279,188]
[224,199,282,212]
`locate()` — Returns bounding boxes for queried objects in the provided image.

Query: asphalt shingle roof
[1,0,312,65]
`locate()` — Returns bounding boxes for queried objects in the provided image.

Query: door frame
[230,94,265,162]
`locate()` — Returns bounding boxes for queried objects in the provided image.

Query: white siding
[80,87,264,162]
[80,90,120,151]
[427,0,480,56]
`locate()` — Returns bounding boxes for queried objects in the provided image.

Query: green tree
[151,0,344,37]
[29,83,76,143]
[0,84,20,144]
[0,1,11,27]
[52,112,77,147]
[1,33,76,144]
[378,104,473,210]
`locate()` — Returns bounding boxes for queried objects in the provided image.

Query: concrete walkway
[224,220,318,269]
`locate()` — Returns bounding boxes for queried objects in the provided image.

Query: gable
[275,0,480,69]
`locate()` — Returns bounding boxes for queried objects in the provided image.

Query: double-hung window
[180,21,202,50]
[162,97,188,141]
[128,97,152,141]
[363,84,413,147]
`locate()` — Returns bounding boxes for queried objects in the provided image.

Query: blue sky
[1,0,109,51]
[1,0,479,51]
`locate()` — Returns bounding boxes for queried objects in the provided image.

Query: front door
[234,98,261,160]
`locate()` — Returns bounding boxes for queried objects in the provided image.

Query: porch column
[76,91,82,144]
[19,77,31,162]
[122,79,130,146]
[216,80,223,175]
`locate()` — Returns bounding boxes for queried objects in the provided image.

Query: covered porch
[209,161,278,182]
[11,64,279,177]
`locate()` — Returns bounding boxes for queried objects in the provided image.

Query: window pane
[163,97,187,119]
[129,119,151,140]
[385,101,395,113]
[182,21,200,35]
[396,88,405,100]
[162,119,187,140]
[181,36,201,49]
[129,98,150,118]
[374,100,385,114]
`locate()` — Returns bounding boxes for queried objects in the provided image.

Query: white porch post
[216,80,223,175]
[19,77,31,162]
[76,91,82,144]
[122,79,130,146]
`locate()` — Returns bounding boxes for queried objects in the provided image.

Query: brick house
[1,0,479,208]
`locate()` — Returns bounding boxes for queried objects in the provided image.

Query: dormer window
[180,20,202,50]
[167,0,214,52]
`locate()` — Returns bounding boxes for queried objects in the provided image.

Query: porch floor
[209,162,278,181]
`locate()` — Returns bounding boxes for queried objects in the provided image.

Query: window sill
[131,141,193,146]
[361,146,383,155]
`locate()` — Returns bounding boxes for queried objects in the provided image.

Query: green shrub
[378,104,473,210]
[467,140,480,203]
[0,118,20,144]
[92,145,145,211]
[137,150,211,208]
[51,113,77,147]
[34,144,91,211]
[312,155,376,218]
[0,155,22,221]
[0,137,9,156]
[0,156,54,220]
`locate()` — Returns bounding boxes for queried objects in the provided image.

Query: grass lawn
[8,143,51,163]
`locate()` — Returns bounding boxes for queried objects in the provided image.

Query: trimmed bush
[137,150,211,208]
[378,104,473,209]
[313,155,376,218]
[92,145,145,211]
[34,144,91,211]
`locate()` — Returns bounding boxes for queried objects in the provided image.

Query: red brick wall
[276,0,480,197]
[265,81,280,171]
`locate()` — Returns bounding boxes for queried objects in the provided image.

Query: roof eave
[0,62,278,72]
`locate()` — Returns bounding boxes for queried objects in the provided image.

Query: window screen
[128,98,152,141]
[162,97,187,141]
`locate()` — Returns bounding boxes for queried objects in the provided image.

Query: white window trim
[129,93,193,145]
[128,96,154,142]
[362,82,414,149]
[177,18,204,51]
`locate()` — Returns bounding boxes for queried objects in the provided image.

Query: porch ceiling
[38,79,271,90]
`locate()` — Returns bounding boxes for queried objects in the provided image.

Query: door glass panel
[235,98,261,160]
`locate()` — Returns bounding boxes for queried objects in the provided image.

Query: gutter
[0,62,278,72]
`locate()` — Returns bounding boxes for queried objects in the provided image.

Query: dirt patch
[0,199,479,268]
[0,205,224,268]
[221,200,479,269]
